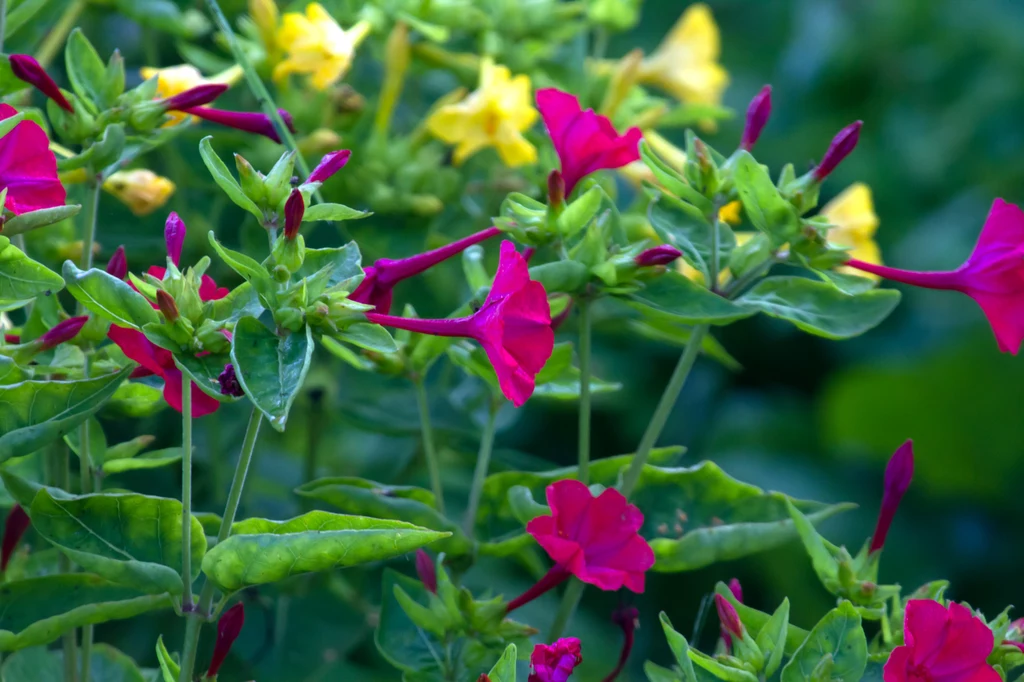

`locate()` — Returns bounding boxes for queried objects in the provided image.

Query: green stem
[180,377,194,610]
[548,579,585,640]
[463,400,498,535]
[707,199,723,292]
[178,615,202,682]
[413,379,445,514]
[35,0,86,67]
[50,441,77,682]
[577,299,592,484]
[619,324,709,498]
[62,632,78,682]
[0,0,7,53]
[77,181,101,283]
[303,389,324,511]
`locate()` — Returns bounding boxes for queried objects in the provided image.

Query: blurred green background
[9,0,1024,679]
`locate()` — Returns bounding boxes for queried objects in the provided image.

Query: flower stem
[180,377,194,610]
[577,298,593,484]
[463,399,498,535]
[0,0,7,53]
[303,388,325,511]
[548,578,585,640]
[619,324,709,498]
[48,440,77,682]
[413,379,445,515]
[35,0,86,68]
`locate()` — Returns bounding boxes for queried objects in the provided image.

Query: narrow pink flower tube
[39,316,89,350]
[529,638,582,682]
[307,149,352,184]
[284,189,304,240]
[635,245,682,267]
[740,85,772,151]
[813,121,862,181]
[1,505,31,571]
[869,440,914,553]
[184,107,295,143]
[9,55,74,112]
[163,83,228,112]
[207,603,245,678]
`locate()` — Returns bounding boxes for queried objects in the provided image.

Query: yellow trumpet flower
[274,3,371,90]
[637,3,729,106]
[103,170,176,217]
[820,183,882,278]
[426,58,538,167]
[139,64,242,125]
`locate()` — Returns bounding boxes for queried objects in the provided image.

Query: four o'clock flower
[106,245,128,280]
[529,638,582,682]
[161,83,229,113]
[869,440,914,554]
[39,316,89,351]
[274,3,372,91]
[719,579,744,650]
[367,241,553,406]
[1,504,31,572]
[813,121,863,182]
[183,107,296,144]
[415,549,437,594]
[884,600,999,682]
[352,226,502,314]
[740,85,772,151]
[9,55,74,112]
[207,603,245,679]
[307,149,352,184]
[103,169,176,217]
[536,88,643,196]
[636,245,683,268]
[715,593,744,644]
[284,189,305,240]
[821,183,881,278]
[847,198,1024,354]
[0,104,66,215]
[636,4,728,108]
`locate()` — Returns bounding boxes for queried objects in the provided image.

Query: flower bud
[106,246,128,280]
[714,593,743,639]
[415,549,437,593]
[1,504,31,571]
[165,212,186,266]
[813,121,862,181]
[635,245,682,267]
[156,290,179,322]
[284,189,304,240]
[207,603,244,678]
[217,363,245,397]
[307,149,352,184]
[740,85,772,151]
[869,439,914,553]
[728,578,743,603]
[9,55,74,112]
[547,170,565,212]
[185,107,295,143]
[39,316,88,351]
[162,83,228,112]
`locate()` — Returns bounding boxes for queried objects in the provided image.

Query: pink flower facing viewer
[9,55,73,112]
[847,198,1024,354]
[107,213,228,417]
[506,479,655,612]
[366,241,553,406]
[529,638,582,682]
[0,103,66,215]
[536,88,642,196]
[353,226,502,314]
[207,603,245,678]
[869,440,914,554]
[884,600,999,682]
[183,107,295,143]
[1,504,31,572]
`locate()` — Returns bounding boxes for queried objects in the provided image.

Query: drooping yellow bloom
[139,64,242,125]
[678,231,754,286]
[426,58,537,167]
[719,201,742,225]
[274,3,371,90]
[820,182,882,278]
[103,170,176,217]
[637,4,729,106]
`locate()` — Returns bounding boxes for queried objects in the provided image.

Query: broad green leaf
[2,205,82,238]
[294,477,471,556]
[0,646,61,682]
[303,202,370,222]
[734,152,799,244]
[207,281,264,322]
[296,243,364,292]
[629,271,754,325]
[64,417,106,464]
[155,635,179,682]
[648,192,734,278]
[0,469,69,509]
[29,490,206,595]
[0,367,131,463]
[810,268,877,296]
[231,317,312,431]
[645,661,683,682]
[0,356,30,384]
[82,644,147,682]
[174,352,235,402]
[62,262,160,330]
[320,336,375,371]
[199,137,261,218]
[0,236,65,307]
[103,381,166,418]
[201,511,449,592]
[335,323,397,353]
[65,29,106,112]
[101,448,182,475]
[689,646,758,682]
[780,602,867,682]
[736,276,900,340]
[486,644,518,682]
[0,574,170,651]
[375,569,443,675]
[5,0,53,39]
[756,598,791,678]
[715,583,809,656]
[659,613,699,682]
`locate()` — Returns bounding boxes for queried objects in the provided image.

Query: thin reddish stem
[365,311,473,338]
[845,259,964,290]
[376,227,502,287]
[505,565,571,613]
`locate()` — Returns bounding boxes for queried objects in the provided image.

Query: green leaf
[231,317,313,431]
[29,489,206,595]
[83,644,147,682]
[715,583,809,656]
[736,276,900,340]
[785,500,844,589]
[629,271,754,325]
[1,646,61,682]
[0,356,30,384]
[0,237,65,308]
[557,185,603,238]
[0,368,131,463]
[627,317,741,371]
[639,140,708,212]
[65,28,106,112]
[780,602,867,682]
[63,417,106,464]
[319,336,375,371]
[174,352,235,402]
[0,574,170,651]
[375,569,443,675]
[296,243,364,293]
[645,661,683,682]
[734,152,799,244]
[486,644,518,682]
[103,381,166,418]
[101,448,182,475]
[62,262,160,330]
[207,281,264,322]
[207,233,274,298]
[5,0,53,39]
[689,647,758,682]
[659,613,699,682]
[201,511,449,592]
[757,598,791,678]
[303,202,370,222]
[334,323,397,353]
[2,205,82,238]
[648,193,734,278]
[294,477,472,556]
[199,137,262,218]
[155,635,180,682]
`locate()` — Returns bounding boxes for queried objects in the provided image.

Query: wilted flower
[636,4,728,107]
[9,55,74,112]
[207,603,245,678]
[103,169,176,216]
[869,440,914,553]
[217,364,244,398]
[529,638,582,682]
[0,104,66,215]
[821,183,881,277]
[274,3,371,90]
[884,600,998,682]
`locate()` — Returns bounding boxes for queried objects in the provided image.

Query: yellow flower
[103,170,176,217]
[820,182,882,278]
[139,64,242,125]
[249,0,280,54]
[426,58,537,167]
[274,3,371,90]
[638,3,729,106]
[677,231,754,286]
[719,200,742,225]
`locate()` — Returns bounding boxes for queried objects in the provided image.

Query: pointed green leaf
[734,151,799,244]
[659,613,699,682]
[689,647,758,682]
[296,243,364,292]
[230,317,312,431]
[335,323,397,353]
[199,137,262,218]
[785,499,844,588]
[715,583,809,656]
[780,602,867,682]
[65,29,106,112]
[486,644,518,682]
[2,205,82,238]
[104,381,166,418]
[5,0,52,40]
[62,262,160,330]
[29,490,206,595]
[155,635,180,682]
[0,237,65,308]
[201,511,449,592]
[757,598,791,678]
[303,203,370,222]
[645,661,683,682]
[0,367,131,463]
[207,281,264,323]
[629,271,754,325]
[0,646,61,682]
[207,232,274,298]
[101,448,182,475]
[376,569,444,675]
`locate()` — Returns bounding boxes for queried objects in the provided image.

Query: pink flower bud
[714,593,743,639]
[307,149,352,184]
[185,107,296,143]
[869,440,914,553]
[165,212,186,266]
[157,290,179,322]
[635,245,682,267]
[4,334,19,344]
[547,169,565,210]
[284,189,304,240]
[106,245,127,280]
[813,121,862,181]
[740,85,772,151]
[207,603,244,678]
[163,83,228,112]
[1,504,30,571]
[9,55,73,113]
[415,549,437,593]
[728,578,743,603]
[39,316,88,351]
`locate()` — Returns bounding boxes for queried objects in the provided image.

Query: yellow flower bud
[820,183,882,279]
[103,170,176,217]
[273,3,371,91]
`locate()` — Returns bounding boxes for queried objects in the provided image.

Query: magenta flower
[0,104,66,215]
[207,603,245,678]
[813,121,862,181]
[635,245,682,267]
[184,107,295,143]
[728,578,743,602]
[415,549,437,594]
[1,504,30,572]
[307,149,352,184]
[847,198,1024,354]
[39,316,89,351]
[870,440,914,553]
[284,189,304,240]
[106,245,128,279]
[721,578,744,651]
[715,593,744,640]
[9,55,73,113]
[163,84,228,112]
[165,212,186,266]
[366,241,553,406]
[536,88,642,195]
[529,638,582,682]
[353,226,501,314]
[740,85,772,151]
[602,606,639,682]
[884,600,998,682]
